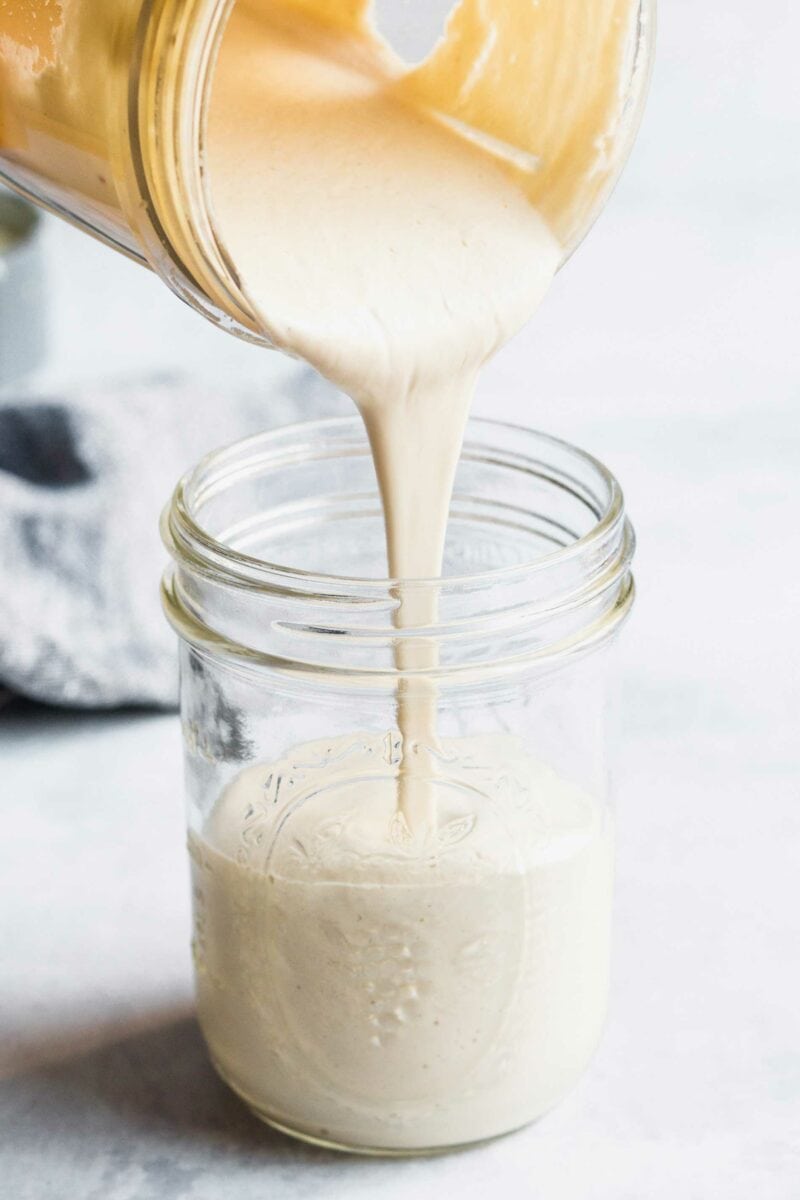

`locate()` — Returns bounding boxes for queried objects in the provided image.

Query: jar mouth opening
[162,416,634,677]
[164,416,627,596]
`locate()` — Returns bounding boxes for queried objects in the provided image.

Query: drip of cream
[205,0,635,832]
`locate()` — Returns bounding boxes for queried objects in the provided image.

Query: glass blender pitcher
[0,0,655,343]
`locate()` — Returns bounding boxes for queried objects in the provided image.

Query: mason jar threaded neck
[161,417,635,682]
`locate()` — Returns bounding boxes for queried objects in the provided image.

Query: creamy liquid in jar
[191,734,613,1150]
[192,0,639,1148]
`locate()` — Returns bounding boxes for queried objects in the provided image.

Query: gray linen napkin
[0,372,343,709]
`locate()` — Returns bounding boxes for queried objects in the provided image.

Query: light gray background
[2,1,798,1196]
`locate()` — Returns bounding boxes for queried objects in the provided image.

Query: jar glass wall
[162,417,635,1153]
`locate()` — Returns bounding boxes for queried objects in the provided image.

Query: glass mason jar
[161,416,635,1154]
[0,0,655,344]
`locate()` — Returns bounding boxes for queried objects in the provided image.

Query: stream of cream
[194,0,639,1148]
[206,0,635,833]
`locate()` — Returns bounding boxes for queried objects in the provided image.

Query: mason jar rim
[163,415,628,592]
[161,416,635,681]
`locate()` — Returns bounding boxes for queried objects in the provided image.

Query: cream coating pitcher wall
[0,0,654,343]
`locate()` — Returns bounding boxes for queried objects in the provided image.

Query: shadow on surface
[3,1012,349,1169]
[0,696,171,747]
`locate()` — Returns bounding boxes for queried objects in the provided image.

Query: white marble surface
[2,0,799,1196]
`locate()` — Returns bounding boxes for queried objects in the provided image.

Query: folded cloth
[0,372,344,709]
